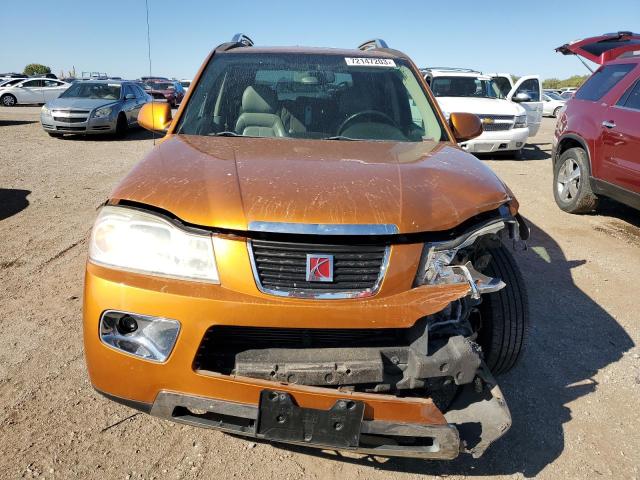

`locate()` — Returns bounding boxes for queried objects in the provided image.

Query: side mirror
[449,112,483,143]
[125,93,136,100]
[138,102,172,134]
[512,92,532,103]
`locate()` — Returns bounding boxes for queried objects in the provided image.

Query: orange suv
[84,35,529,459]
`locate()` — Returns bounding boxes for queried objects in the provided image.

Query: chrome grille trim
[247,241,391,300]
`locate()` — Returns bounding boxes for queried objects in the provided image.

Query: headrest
[241,86,278,114]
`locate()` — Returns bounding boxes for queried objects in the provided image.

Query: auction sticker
[345,57,396,67]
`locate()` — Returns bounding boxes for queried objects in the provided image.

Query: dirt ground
[1,107,639,480]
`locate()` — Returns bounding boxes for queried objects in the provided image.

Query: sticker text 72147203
[345,58,396,67]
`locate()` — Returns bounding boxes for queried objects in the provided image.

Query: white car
[0,78,70,107]
[179,79,192,93]
[423,68,543,154]
[542,92,566,117]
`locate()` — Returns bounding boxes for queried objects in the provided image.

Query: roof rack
[358,39,389,51]
[231,33,254,47]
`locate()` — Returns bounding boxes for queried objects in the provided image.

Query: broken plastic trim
[107,199,520,246]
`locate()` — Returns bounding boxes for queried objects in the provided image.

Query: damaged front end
[174,211,528,459]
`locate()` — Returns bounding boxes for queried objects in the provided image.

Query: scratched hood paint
[111,135,512,233]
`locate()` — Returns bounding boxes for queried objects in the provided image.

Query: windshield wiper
[321,135,359,141]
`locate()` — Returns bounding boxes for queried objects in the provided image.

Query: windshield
[150,82,174,90]
[545,91,564,101]
[60,82,121,100]
[176,53,445,142]
[1,78,24,87]
[430,76,504,99]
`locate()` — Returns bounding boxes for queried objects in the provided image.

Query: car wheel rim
[2,96,14,106]
[557,158,581,202]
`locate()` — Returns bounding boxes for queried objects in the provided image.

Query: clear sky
[1,0,638,80]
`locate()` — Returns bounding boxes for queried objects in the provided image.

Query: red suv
[553,32,640,213]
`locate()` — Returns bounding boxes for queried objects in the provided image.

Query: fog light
[100,311,180,362]
[516,142,523,148]
[116,315,138,335]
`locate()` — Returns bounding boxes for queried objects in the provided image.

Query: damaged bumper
[99,361,510,459]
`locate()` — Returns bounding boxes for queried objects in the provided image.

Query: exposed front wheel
[477,243,529,375]
[1,94,17,107]
[553,147,598,213]
[115,113,128,138]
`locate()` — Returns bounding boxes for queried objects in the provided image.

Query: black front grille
[194,325,408,374]
[482,122,512,131]
[54,116,86,123]
[56,126,86,131]
[250,240,386,294]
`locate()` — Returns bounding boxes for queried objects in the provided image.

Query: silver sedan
[40,80,152,137]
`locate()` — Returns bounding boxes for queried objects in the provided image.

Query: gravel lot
[1,107,639,480]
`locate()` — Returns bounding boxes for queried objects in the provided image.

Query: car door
[507,76,543,136]
[18,79,45,103]
[600,77,640,193]
[42,80,66,101]
[131,85,146,122]
[121,84,137,124]
[487,73,514,98]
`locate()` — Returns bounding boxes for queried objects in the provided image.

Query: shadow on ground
[259,219,634,477]
[0,188,31,221]
[55,128,156,142]
[477,143,551,161]
[0,120,38,127]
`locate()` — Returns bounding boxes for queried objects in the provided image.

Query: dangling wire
[144,0,156,145]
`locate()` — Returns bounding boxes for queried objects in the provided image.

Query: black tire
[1,94,17,107]
[477,243,529,375]
[115,113,128,138]
[47,132,63,138]
[553,106,562,118]
[553,147,598,213]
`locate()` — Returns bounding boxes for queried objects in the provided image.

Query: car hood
[435,97,525,116]
[110,135,513,234]
[46,97,119,110]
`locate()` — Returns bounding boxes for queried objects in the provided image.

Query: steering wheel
[337,110,399,136]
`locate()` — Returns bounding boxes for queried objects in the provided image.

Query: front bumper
[460,127,529,153]
[84,237,512,459]
[40,112,116,134]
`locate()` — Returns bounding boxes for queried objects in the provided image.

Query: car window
[575,64,635,102]
[43,80,61,87]
[60,82,121,100]
[515,78,540,101]
[617,79,640,110]
[177,53,445,142]
[22,80,43,88]
[133,85,145,98]
[430,76,503,99]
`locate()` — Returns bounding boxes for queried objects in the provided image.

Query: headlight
[514,114,527,129]
[41,105,51,115]
[89,206,219,283]
[93,106,113,118]
[414,221,507,298]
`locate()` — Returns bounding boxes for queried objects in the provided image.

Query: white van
[422,68,543,155]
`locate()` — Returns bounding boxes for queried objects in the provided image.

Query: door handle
[602,120,616,129]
